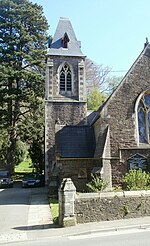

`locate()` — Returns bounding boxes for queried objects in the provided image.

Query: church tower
[45,17,87,184]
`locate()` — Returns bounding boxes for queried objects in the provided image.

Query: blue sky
[32,0,150,76]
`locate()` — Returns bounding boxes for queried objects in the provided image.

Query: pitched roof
[55,126,96,158]
[92,42,150,123]
[47,17,85,57]
[87,110,100,126]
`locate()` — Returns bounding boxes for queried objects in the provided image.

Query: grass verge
[50,198,59,224]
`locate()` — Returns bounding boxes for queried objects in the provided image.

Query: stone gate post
[58,178,76,227]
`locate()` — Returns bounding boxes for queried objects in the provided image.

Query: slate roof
[87,110,100,126]
[47,17,85,57]
[86,100,108,126]
[55,126,96,158]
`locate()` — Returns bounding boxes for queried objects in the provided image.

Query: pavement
[27,191,52,229]
[1,188,150,244]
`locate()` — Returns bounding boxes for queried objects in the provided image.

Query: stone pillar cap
[59,178,76,192]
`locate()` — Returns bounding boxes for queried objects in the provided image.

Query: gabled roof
[47,17,85,57]
[92,42,150,123]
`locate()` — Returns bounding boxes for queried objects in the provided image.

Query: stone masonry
[93,46,150,186]
[45,101,87,184]
[45,18,87,186]
[75,190,150,224]
[45,17,150,191]
[58,179,150,226]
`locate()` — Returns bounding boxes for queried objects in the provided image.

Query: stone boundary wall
[75,190,150,224]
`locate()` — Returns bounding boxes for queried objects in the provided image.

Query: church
[45,17,150,192]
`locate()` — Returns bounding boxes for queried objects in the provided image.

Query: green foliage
[112,185,122,192]
[25,101,44,173]
[122,169,150,190]
[15,140,28,165]
[29,139,44,173]
[122,205,129,216]
[86,174,108,192]
[49,198,59,225]
[0,0,48,169]
[15,159,32,173]
[87,88,107,110]
[0,129,10,165]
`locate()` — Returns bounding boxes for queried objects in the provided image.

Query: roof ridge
[60,17,69,20]
[98,44,149,114]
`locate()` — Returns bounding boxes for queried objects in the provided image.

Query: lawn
[15,159,33,173]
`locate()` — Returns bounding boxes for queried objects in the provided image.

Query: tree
[15,140,28,165]
[0,129,10,166]
[23,100,45,173]
[105,75,123,94]
[0,0,48,171]
[87,87,107,110]
[85,58,110,110]
[85,58,111,93]
[29,139,44,174]
[85,58,123,110]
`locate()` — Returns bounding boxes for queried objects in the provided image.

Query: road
[0,182,30,234]
[4,228,150,246]
[0,182,51,244]
[1,183,150,246]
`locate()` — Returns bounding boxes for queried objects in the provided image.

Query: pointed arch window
[138,92,150,143]
[60,68,65,91]
[59,63,72,92]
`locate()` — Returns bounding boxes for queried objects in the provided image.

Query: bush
[122,169,150,190]
[86,174,108,192]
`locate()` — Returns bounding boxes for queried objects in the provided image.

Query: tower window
[60,68,65,91]
[62,32,70,49]
[59,64,72,93]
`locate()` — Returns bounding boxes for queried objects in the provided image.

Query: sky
[32,0,150,77]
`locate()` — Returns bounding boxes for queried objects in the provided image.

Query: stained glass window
[138,92,150,143]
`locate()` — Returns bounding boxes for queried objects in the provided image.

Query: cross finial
[144,37,149,48]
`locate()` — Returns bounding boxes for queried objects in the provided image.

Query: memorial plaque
[78,168,87,178]
[128,154,147,170]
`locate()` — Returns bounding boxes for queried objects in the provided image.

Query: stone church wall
[47,56,85,101]
[120,148,150,174]
[75,190,150,223]
[57,158,102,192]
[45,101,87,184]
[104,52,150,184]
[107,54,150,154]
[46,101,87,126]
[45,51,87,185]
